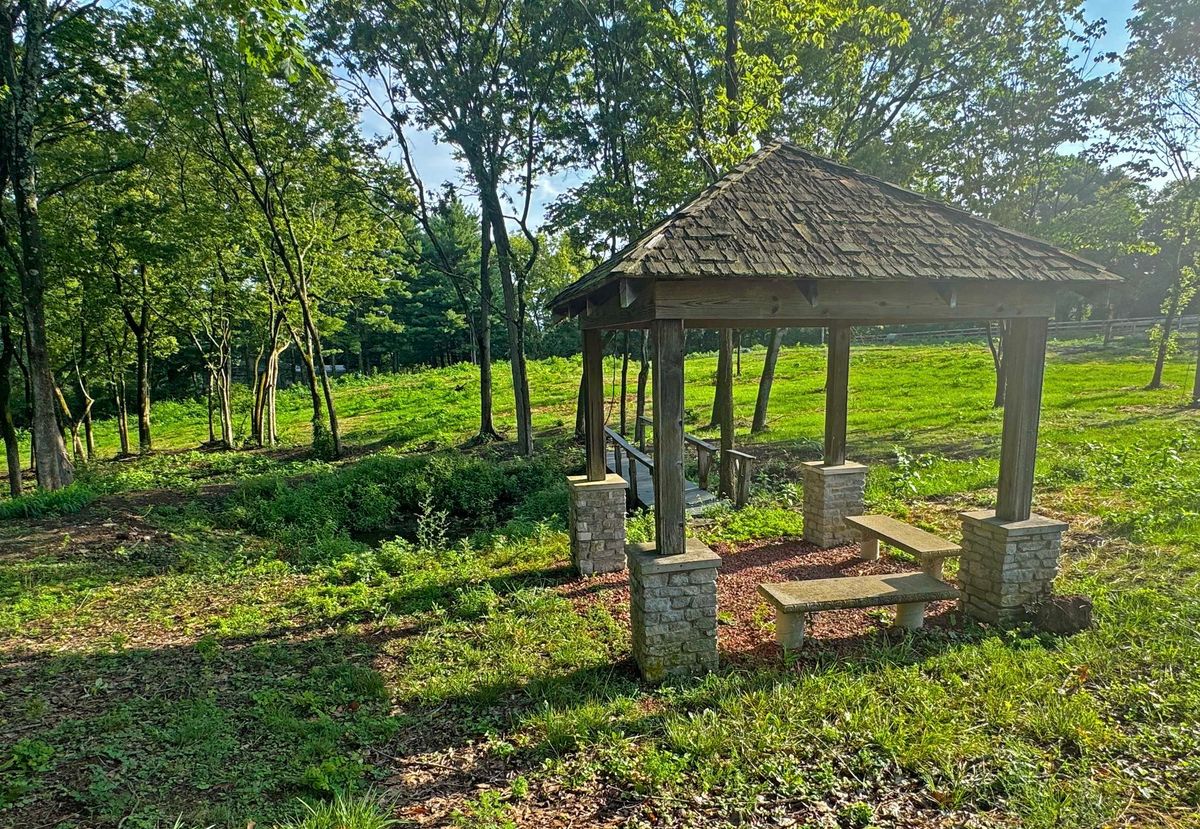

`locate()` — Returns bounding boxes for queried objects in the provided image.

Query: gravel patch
[557,537,960,666]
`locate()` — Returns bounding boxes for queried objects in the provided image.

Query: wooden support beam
[652,318,686,555]
[653,279,1057,325]
[824,322,851,467]
[996,317,1048,522]
[583,328,606,481]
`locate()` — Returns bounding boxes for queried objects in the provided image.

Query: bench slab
[845,514,961,557]
[759,573,960,614]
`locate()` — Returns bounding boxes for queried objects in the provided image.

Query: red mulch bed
[556,538,960,666]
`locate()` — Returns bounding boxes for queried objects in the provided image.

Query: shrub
[225,449,572,547]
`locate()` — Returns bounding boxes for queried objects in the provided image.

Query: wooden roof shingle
[550,142,1119,313]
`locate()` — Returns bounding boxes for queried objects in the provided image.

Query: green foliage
[274,791,397,829]
[3,342,1199,828]
[0,482,95,520]
[225,449,569,551]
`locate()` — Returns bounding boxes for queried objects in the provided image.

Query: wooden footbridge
[604,416,755,513]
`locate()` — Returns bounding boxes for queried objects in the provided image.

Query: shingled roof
[551,142,1118,312]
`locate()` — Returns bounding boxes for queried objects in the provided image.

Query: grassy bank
[0,338,1197,828]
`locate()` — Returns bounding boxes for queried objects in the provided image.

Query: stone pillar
[801,461,866,548]
[628,539,720,681]
[567,473,629,576]
[958,509,1067,625]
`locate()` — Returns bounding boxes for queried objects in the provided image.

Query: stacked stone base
[959,510,1067,625]
[628,540,720,681]
[801,461,867,548]
[567,474,629,576]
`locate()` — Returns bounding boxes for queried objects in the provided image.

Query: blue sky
[363,0,1137,230]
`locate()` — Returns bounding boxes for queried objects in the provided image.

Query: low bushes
[225,448,572,552]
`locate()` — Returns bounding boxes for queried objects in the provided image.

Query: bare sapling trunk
[206,371,216,444]
[716,328,735,499]
[634,330,650,449]
[752,328,784,434]
[574,371,586,439]
[113,264,154,453]
[266,346,280,444]
[620,330,630,435]
[53,384,84,462]
[112,367,130,457]
[0,291,22,496]
[1192,321,1200,408]
[1150,217,1195,391]
[987,321,1007,407]
[296,288,341,458]
[215,367,234,449]
[1149,281,1183,391]
[76,365,95,461]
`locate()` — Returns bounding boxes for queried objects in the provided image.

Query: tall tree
[139,0,392,457]
[328,0,582,457]
[1104,0,1199,395]
[0,0,127,488]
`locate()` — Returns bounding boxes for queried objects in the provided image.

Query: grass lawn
[0,335,1198,828]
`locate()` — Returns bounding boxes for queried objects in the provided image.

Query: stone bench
[845,514,961,579]
[758,573,960,649]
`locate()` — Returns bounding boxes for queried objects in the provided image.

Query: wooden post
[627,449,639,507]
[583,328,606,481]
[996,317,1048,522]
[717,327,735,497]
[652,319,686,555]
[824,322,851,467]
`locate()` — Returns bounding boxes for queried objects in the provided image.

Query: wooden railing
[620,415,756,508]
[605,427,653,508]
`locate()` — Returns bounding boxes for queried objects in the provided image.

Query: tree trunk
[480,183,533,456]
[752,328,784,434]
[716,328,735,499]
[206,370,216,444]
[708,329,733,428]
[619,330,630,435]
[987,321,1007,407]
[477,207,499,440]
[295,288,341,457]
[1192,317,1200,408]
[634,330,650,448]
[574,371,586,439]
[53,384,84,462]
[0,290,22,497]
[215,366,234,449]
[1149,287,1182,391]
[115,382,130,456]
[133,327,151,453]
[76,368,95,461]
[0,0,73,490]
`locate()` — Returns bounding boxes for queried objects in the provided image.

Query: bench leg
[776,611,805,650]
[894,602,926,630]
[922,558,945,580]
[859,536,879,561]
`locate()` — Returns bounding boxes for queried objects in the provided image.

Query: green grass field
[1,336,1198,828]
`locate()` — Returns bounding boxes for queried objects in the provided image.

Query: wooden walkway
[605,448,720,513]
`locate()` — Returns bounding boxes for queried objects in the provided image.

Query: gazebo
[549,142,1119,681]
